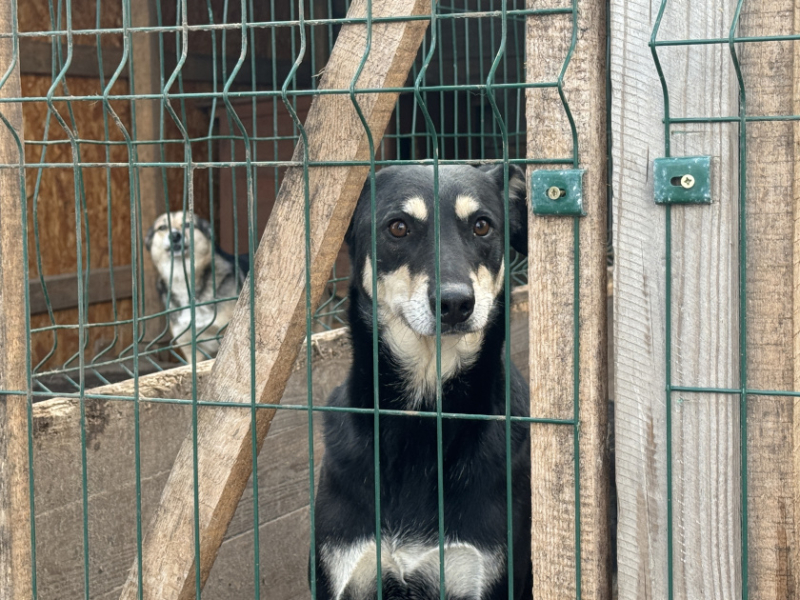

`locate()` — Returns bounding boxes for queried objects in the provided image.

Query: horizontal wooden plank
[29,265,133,315]
[18,39,310,86]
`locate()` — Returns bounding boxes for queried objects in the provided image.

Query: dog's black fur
[312,165,532,600]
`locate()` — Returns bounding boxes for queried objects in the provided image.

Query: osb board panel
[30,291,528,599]
[22,75,133,277]
[18,0,123,45]
[22,75,216,368]
[29,304,136,375]
[22,75,137,369]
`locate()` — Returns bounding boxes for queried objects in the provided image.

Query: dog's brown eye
[389,220,409,238]
[473,218,491,236]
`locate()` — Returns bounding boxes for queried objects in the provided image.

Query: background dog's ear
[479,164,528,256]
[345,177,373,263]
[144,224,155,253]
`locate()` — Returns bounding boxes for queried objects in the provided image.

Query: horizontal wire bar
[9,388,575,424]
[1,157,574,169]
[654,33,800,46]
[669,115,800,123]
[0,8,570,39]
[23,130,528,147]
[12,384,800,403]
[0,81,554,104]
[670,385,800,398]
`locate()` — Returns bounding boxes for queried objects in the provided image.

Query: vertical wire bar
[484,2,515,598]
[464,6,471,160]
[90,3,122,377]
[413,2,443,595]
[648,1,672,596]
[157,1,204,594]
[728,2,748,596]
[216,0,261,591]
[562,0,582,595]
[246,0,261,594]
[52,0,94,379]
[101,1,146,593]
[278,4,315,597]
[450,6,458,160]
[42,0,92,592]
[341,2,383,595]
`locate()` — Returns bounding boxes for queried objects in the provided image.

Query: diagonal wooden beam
[118,2,430,599]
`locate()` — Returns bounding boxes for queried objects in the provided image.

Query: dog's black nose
[430,285,475,327]
[169,230,182,244]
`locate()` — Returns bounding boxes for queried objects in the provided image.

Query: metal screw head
[547,186,562,200]
[680,174,695,189]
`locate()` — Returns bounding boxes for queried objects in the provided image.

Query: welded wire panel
[0,0,600,598]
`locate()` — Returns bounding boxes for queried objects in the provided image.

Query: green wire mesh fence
[0,0,598,598]
[15,0,533,397]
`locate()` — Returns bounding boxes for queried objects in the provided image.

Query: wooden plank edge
[28,265,133,315]
[0,4,32,597]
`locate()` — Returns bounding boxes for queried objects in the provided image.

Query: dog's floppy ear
[144,224,156,252]
[345,176,374,263]
[480,164,528,256]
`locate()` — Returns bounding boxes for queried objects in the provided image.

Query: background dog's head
[145,211,215,275]
[346,164,527,339]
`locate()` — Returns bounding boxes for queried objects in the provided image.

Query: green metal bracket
[654,156,712,204]
[530,169,585,216]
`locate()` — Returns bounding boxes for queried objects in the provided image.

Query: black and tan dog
[145,211,248,363]
[313,165,532,600]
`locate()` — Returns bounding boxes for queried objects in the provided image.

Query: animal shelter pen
[21,0,800,598]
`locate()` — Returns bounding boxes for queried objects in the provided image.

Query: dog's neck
[348,286,508,413]
[155,253,232,304]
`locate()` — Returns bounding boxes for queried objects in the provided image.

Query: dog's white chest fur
[321,537,503,600]
[156,257,237,361]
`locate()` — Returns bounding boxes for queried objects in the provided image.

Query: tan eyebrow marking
[455,195,481,221]
[402,196,428,222]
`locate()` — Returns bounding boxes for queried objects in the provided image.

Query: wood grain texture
[737,3,799,598]
[0,4,32,598]
[118,3,431,599]
[794,0,800,590]
[526,1,609,598]
[611,0,742,598]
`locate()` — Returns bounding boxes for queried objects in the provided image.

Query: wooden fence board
[0,3,32,597]
[526,1,610,598]
[611,0,742,598]
[738,2,799,597]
